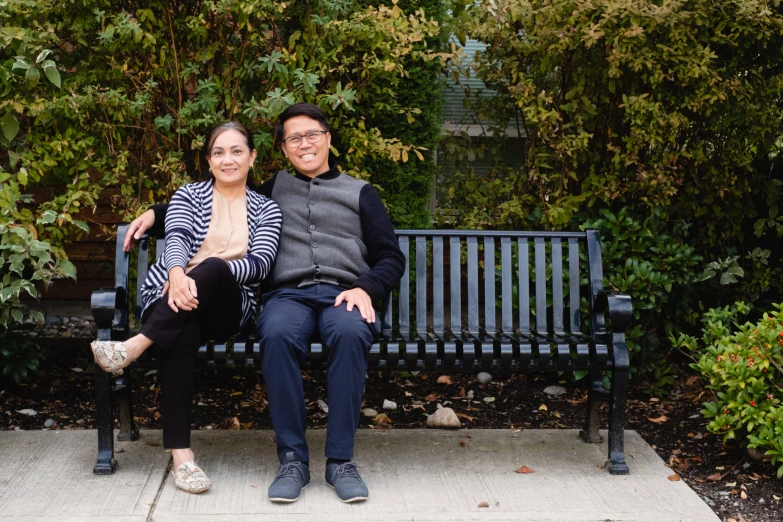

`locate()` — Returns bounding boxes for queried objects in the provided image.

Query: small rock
[16,409,37,416]
[60,331,72,338]
[45,316,60,326]
[478,501,489,508]
[702,496,716,508]
[467,390,475,399]
[44,419,55,428]
[719,491,730,497]
[426,407,461,429]
[362,408,378,418]
[61,317,69,325]
[477,372,492,385]
[70,317,80,324]
[116,448,124,453]
[76,419,85,425]
[543,385,567,396]
[759,498,765,504]
[382,399,397,410]
[318,399,329,414]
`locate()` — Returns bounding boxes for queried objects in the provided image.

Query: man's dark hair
[274,103,331,147]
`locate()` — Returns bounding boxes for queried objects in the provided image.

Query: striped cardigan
[140,180,282,327]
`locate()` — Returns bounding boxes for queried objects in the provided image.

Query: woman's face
[207,129,257,187]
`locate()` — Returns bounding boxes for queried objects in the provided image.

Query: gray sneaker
[325,462,368,503]
[268,456,310,503]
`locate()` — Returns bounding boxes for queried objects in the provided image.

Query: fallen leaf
[230,391,243,397]
[240,422,253,430]
[649,397,660,402]
[459,440,466,447]
[153,411,161,420]
[373,413,392,426]
[456,413,475,422]
[538,404,547,411]
[145,441,161,447]
[229,417,240,430]
[437,375,453,385]
[667,474,681,481]
[773,495,781,500]
[70,367,83,373]
[424,393,438,402]
[647,415,668,424]
[458,387,467,398]
[565,397,587,405]
[16,409,37,416]
[515,465,534,474]
[484,397,496,403]
[706,473,723,481]
[478,501,489,508]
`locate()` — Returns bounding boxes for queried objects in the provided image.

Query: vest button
[312,242,318,248]
[309,200,315,205]
[309,224,315,230]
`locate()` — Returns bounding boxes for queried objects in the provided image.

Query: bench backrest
[113,226,606,342]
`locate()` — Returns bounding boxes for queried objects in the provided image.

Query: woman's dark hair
[273,103,331,147]
[202,121,256,185]
[204,121,255,158]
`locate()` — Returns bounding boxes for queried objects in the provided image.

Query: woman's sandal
[172,460,212,494]
[90,341,128,376]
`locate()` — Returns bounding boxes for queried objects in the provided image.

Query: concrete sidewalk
[0,429,719,521]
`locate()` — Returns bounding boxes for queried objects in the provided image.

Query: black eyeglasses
[282,130,328,147]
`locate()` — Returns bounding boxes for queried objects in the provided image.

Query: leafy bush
[1,0,448,228]
[0,169,77,382]
[673,303,783,478]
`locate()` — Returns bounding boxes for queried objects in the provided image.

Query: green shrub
[0,170,77,382]
[673,302,783,478]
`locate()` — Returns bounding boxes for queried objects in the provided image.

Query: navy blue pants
[257,284,378,464]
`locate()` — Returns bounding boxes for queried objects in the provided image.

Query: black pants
[141,257,242,449]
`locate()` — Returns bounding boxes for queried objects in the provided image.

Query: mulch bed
[1,340,780,522]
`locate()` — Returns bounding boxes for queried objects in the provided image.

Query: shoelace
[332,462,362,482]
[273,463,305,483]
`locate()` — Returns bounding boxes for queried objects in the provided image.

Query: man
[124,103,406,503]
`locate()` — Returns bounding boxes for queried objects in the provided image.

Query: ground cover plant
[675,302,783,478]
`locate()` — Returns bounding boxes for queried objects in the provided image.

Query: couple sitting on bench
[91,103,406,502]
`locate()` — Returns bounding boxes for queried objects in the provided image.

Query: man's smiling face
[281,115,331,178]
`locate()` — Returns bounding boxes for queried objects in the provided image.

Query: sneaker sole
[326,482,368,503]
[268,482,308,503]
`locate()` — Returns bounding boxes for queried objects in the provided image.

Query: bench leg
[116,373,139,442]
[93,362,117,475]
[607,339,630,475]
[579,371,603,444]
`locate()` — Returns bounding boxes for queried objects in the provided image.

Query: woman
[91,122,282,494]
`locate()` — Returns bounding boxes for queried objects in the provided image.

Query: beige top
[187,189,248,269]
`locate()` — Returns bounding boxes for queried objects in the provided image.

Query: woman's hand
[166,267,199,312]
[123,209,156,252]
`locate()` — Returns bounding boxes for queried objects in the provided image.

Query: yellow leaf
[401,149,408,163]
[414,149,424,161]
[538,404,548,411]
[667,474,681,482]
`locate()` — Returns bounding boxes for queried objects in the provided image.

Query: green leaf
[59,259,77,280]
[72,220,89,233]
[36,50,53,63]
[39,210,57,224]
[41,61,61,88]
[0,112,20,141]
[25,66,40,85]
[11,309,23,324]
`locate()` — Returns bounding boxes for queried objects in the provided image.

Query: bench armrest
[91,287,129,340]
[593,291,633,336]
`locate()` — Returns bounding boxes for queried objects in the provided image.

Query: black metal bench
[92,225,633,475]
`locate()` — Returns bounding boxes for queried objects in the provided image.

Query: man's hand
[334,287,375,323]
[123,209,156,252]
[167,267,199,312]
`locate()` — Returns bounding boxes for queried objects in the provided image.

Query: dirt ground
[1,341,781,522]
